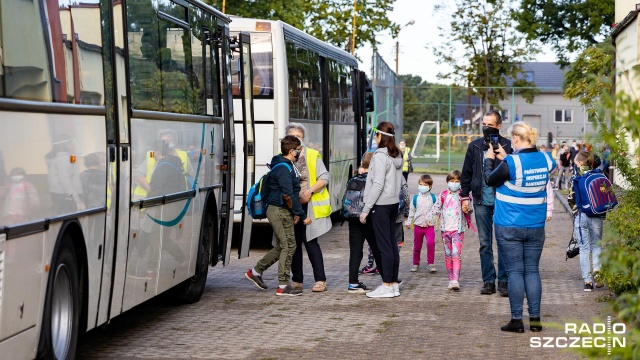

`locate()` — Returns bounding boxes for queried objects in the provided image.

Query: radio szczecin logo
[530,317,626,355]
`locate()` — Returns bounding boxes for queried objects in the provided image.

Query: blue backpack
[412,193,436,208]
[572,169,618,217]
[246,162,292,219]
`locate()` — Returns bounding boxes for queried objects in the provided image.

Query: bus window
[231,32,273,99]
[0,0,104,104]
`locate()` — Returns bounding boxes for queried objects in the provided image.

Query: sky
[357,0,558,83]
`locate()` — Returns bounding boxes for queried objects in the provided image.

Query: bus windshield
[231,32,273,99]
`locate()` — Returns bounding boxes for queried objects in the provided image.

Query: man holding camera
[460,110,513,296]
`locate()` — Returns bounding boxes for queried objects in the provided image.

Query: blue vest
[495,151,555,228]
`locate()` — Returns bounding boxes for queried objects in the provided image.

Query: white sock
[252,268,260,277]
[279,284,287,289]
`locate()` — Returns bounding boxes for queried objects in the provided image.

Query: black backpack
[341,173,367,219]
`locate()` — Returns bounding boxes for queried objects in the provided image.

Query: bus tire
[37,234,80,360]
[174,207,214,304]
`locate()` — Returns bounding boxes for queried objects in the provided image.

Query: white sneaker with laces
[447,281,454,289]
[411,265,419,272]
[366,284,395,298]
[451,281,460,291]
[392,283,400,297]
[429,265,437,273]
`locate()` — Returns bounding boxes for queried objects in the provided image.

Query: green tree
[513,0,614,66]
[563,41,613,114]
[205,0,396,52]
[433,0,538,112]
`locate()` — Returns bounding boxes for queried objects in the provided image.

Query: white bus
[0,1,256,358]
[229,18,372,222]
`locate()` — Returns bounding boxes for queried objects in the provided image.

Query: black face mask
[482,126,500,143]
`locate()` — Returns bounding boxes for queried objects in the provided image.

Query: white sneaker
[447,281,455,289]
[451,281,460,291]
[366,284,395,298]
[392,283,400,297]
[429,265,437,273]
[411,265,419,272]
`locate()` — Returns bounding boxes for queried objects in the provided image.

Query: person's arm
[460,142,475,200]
[546,181,554,221]
[484,157,510,187]
[311,157,330,194]
[425,195,442,226]
[276,167,307,220]
[405,195,416,227]
[362,153,385,215]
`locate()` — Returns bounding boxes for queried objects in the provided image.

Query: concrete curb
[555,189,573,214]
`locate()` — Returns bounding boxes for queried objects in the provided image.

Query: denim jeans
[495,225,546,319]
[474,204,507,284]
[574,214,603,283]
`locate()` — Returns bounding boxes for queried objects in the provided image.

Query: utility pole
[222,0,226,13]
[351,0,357,54]
[394,20,415,74]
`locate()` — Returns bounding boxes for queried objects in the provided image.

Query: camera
[490,134,499,150]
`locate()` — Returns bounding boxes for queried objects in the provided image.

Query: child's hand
[293,215,300,225]
[303,218,312,225]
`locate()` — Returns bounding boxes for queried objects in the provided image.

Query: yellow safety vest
[402,147,411,172]
[133,150,189,199]
[306,148,332,219]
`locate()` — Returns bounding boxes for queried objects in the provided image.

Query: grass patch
[278,347,294,351]
[263,321,277,325]
[313,337,327,341]
[413,349,426,353]
[326,329,336,332]
[387,313,399,318]
[278,307,291,311]
[223,298,237,304]
[353,323,365,327]
[595,294,613,303]
[261,301,277,306]
[381,320,394,326]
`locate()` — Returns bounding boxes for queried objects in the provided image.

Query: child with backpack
[245,135,312,296]
[428,170,473,291]
[405,174,440,273]
[568,151,617,292]
[342,152,384,293]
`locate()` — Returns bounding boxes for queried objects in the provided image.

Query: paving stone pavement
[77,174,608,360]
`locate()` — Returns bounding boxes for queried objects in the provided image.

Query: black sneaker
[501,319,524,333]
[276,285,303,296]
[480,282,496,295]
[584,283,594,292]
[245,269,267,290]
[498,282,509,297]
[347,282,370,293]
[530,317,542,332]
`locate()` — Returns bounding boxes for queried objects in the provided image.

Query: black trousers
[371,203,399,283]
[348,220,382,284]
[291,204,326,283]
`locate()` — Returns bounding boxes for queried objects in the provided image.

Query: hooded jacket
[266,154,306,220]
[362,147,404,214]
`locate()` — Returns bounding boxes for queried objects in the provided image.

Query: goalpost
[411,121,440,162]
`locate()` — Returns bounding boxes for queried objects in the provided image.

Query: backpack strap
[413,194,418,208]
[430,193,436,203]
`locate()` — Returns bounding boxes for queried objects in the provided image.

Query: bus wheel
[38,235,80,360]
[174,208,213,304]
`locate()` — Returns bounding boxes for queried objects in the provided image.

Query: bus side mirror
[365,88,374,113]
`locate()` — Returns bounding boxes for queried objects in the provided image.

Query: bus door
[218,25,236,265]
[352,69,374,162]
[236,32,255,259]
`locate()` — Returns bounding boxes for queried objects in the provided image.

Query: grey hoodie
[362,147,403,214]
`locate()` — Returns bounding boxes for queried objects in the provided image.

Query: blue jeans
[574,214,603,283]
[495,226,545,319]
[474,204,507,283]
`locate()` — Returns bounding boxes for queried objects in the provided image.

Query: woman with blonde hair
[484,121,556,333]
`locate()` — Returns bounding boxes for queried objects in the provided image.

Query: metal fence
[369,52,403,142]
[394,85,597,172]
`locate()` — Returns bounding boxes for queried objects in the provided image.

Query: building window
[501,109,509,123]
[525,71,534,82]
[554,109,573,123]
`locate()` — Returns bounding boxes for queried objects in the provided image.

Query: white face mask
[399,144,406,149]
[448,182,461,192]
[11,175,24,183]
[418,185,430,194]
